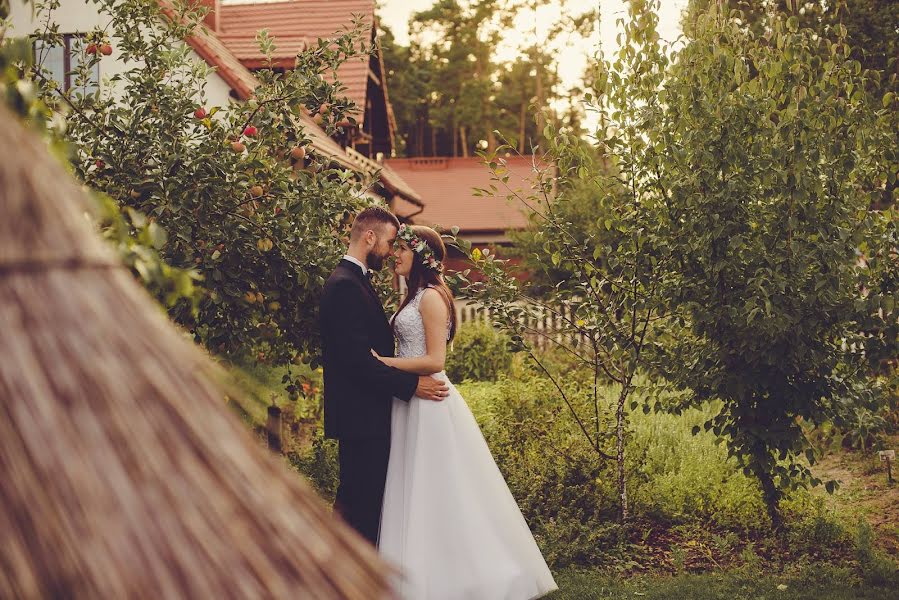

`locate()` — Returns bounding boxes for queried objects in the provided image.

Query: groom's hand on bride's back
[416,376,449,401]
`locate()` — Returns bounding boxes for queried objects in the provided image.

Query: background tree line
[380,0,595,158]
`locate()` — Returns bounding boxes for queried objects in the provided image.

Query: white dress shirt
[342,254,368,276]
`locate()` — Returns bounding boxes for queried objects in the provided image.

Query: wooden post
[880,450,895,484]
[267,404,282,453]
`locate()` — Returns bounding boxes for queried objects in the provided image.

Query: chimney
[198,0,219,31]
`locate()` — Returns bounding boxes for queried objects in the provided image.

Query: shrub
[445,321,512,382]
[459,373,773,569]
[287,431,339,504]
[462,375,624,567]
[782,496,850,558]
[855,520,899,587]
[628,401,768,531]
[839,406,890,452]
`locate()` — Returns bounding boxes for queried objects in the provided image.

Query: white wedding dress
[379,287,558,600]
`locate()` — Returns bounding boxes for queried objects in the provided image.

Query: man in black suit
[320,206,449,545]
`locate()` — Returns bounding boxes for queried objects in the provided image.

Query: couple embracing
[319,206,557,599]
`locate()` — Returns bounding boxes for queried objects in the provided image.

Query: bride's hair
[396,225,457,342]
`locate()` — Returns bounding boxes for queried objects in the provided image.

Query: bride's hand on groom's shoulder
[371,348,394,367]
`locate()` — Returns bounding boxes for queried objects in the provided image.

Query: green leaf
[127,207,147,228]
[147,223,167,250]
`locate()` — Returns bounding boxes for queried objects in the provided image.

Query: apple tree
[27,0,376,370]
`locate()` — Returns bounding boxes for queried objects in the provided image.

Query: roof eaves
[378,164,423,206]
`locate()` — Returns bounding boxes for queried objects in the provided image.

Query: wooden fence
[453,298,588,350]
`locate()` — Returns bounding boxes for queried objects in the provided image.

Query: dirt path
[812,434,899,556]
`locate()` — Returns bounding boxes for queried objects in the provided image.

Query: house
[213,0,396,162]
[385,155,547,270]
[8,0,422,218]
[10,0,548,256]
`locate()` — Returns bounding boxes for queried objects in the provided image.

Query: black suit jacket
[320,259,418,440]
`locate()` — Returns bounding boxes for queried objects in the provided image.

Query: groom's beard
[366,249,387,272]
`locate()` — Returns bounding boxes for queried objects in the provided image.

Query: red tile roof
[159,1,419,203]
[383,156,549,236]
[378,162,422,205]
[182,24,258,100]
[217,0,373,117]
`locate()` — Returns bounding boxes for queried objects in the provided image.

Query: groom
[319,206,449,545]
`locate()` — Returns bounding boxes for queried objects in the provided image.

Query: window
[34,34,100,95]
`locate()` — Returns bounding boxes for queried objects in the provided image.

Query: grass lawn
[549,568,898,600]
[225,360,291,425]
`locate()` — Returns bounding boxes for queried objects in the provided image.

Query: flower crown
[398,224,443,273]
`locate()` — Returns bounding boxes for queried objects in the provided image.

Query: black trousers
[334,436,390,546]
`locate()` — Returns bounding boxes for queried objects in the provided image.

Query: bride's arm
[374,289,448,375]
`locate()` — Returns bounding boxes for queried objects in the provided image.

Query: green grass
[548,568,898,600]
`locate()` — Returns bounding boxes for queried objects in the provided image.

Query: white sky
[378,0,690,97]
[223,0,691,131]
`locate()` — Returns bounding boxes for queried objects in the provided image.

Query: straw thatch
[0,104,394,598]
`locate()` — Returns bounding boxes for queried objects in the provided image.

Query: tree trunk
[476,56,495,154]
[616,383,628,521]
[535,53,545,139]
[416,116,425,157]
[751,455,783,529]
[460,126,469,158]
[518,100,526,154]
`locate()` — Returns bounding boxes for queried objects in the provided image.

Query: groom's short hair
[350,205,400,241]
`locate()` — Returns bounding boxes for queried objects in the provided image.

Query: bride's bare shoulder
[418,287,450,319]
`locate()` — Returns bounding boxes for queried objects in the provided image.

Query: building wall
[9,0,234,108]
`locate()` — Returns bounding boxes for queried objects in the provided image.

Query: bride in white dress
[371,224,557,600]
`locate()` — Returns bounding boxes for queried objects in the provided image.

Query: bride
[371,224,557,600]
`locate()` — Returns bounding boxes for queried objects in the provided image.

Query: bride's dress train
[379,287,557,600]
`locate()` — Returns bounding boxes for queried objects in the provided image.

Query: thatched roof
[0,105,394,598]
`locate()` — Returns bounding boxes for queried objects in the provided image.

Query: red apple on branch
[290,145,306,161]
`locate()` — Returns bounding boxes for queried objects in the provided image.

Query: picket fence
[453,298,588,350]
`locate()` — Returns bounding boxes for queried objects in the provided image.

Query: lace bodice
[393,287,449,359]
